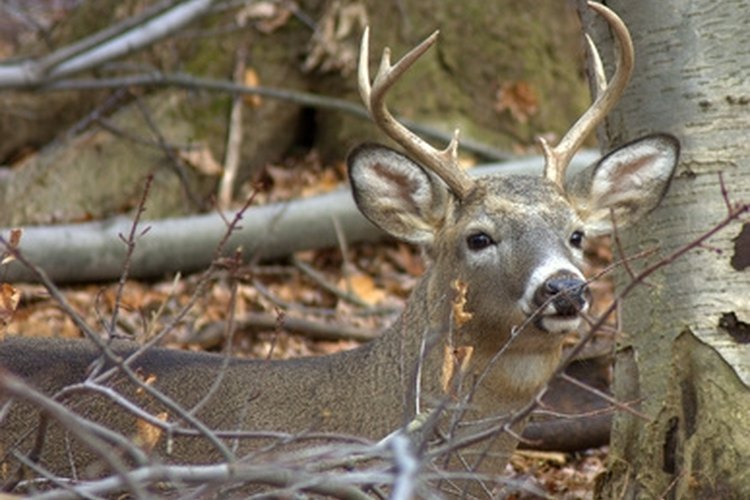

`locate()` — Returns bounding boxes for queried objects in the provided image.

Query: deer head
[347,2,679,372]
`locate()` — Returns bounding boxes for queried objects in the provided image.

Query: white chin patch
[540,315,582,334]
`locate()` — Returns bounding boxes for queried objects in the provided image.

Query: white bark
[0,0,218,88]
[582,0,750,497]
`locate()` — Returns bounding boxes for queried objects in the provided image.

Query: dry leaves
[0,284,20,337]
[495,81,539,124]
[507,447,607,499]
[451,279,474,328]
[1,228,22,265]
[258,152,346,202]
[340,272,387,306]
[440,345,474,396]
[242,68,263,107]
[178,145,223,176]
[235,0,295,34]
[135,412,168,453]
[303,1,368,75]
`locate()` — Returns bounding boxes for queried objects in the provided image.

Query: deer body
[0,189,565,461]
[0,252,556,487]
[1,3,680,497]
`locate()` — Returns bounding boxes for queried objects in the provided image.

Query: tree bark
[581,1,750,498]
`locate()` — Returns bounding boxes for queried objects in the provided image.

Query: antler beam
[540,1,635,188]
[358,28,476,200]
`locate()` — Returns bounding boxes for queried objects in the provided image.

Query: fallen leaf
[1,228,23,265]
[242,68,262,107]
[495,81,539,124]
[135,373,158,396]
[341,272,386,306]
[451,279,474,328]
[135,411,168,452]
[300,168,340,197]
[0,283,20,337]
[178,145,222,176]
[440,345,474,396]
[385,243,424,277]
[236,1,294,34]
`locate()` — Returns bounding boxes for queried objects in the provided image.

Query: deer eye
[569,230,585,249]
[466,232,494,251]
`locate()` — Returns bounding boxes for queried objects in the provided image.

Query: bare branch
[0,0,218,87]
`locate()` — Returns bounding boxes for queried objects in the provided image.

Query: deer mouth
[534,288,590,334]
[537,313,583,334]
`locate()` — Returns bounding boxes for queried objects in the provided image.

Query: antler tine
[540,1,634,188]
[358,28,475,200]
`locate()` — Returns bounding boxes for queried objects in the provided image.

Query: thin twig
[559,372,649,420]
[218,46,246,209]
[133,95,204,209]
[0,370,149,498]
[108,175,154,338]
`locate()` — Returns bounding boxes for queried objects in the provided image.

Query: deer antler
[358,28,476,200]
[540,1,635,188]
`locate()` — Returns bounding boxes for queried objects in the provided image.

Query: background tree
[580,1,750,497]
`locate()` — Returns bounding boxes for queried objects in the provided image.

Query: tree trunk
[581,1,750,498]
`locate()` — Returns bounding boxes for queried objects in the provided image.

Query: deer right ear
[566,134,680,236]
[348,144,450,245]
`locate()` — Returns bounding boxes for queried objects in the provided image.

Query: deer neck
[384,269,563,411]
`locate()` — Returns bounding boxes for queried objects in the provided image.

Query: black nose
[534,274,588,316]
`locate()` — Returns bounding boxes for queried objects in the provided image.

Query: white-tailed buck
[0,2,678,497]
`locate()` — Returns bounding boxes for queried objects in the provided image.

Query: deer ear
[347,143,450,245]
[567,134,680,236]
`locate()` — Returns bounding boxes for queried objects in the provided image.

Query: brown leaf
[236,1,294,34]
[1,228,23,265]
[135,373,158,396]
[0,283,20,337]
[135,411,168,452]
[242,68,262,107]
[451,279,474,328]
[385,243,424,277]
[177,145,222,176]
[300,168,339,197]
[495,81,539,124]
[440,345,474,396]
[341,272,386,306]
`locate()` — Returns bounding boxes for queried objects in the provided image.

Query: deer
[0,2,679,497]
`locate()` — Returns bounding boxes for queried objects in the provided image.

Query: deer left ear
[347,143,451,246]
[567,134,680,236]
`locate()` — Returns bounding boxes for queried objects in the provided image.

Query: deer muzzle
[532,272,589,333]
